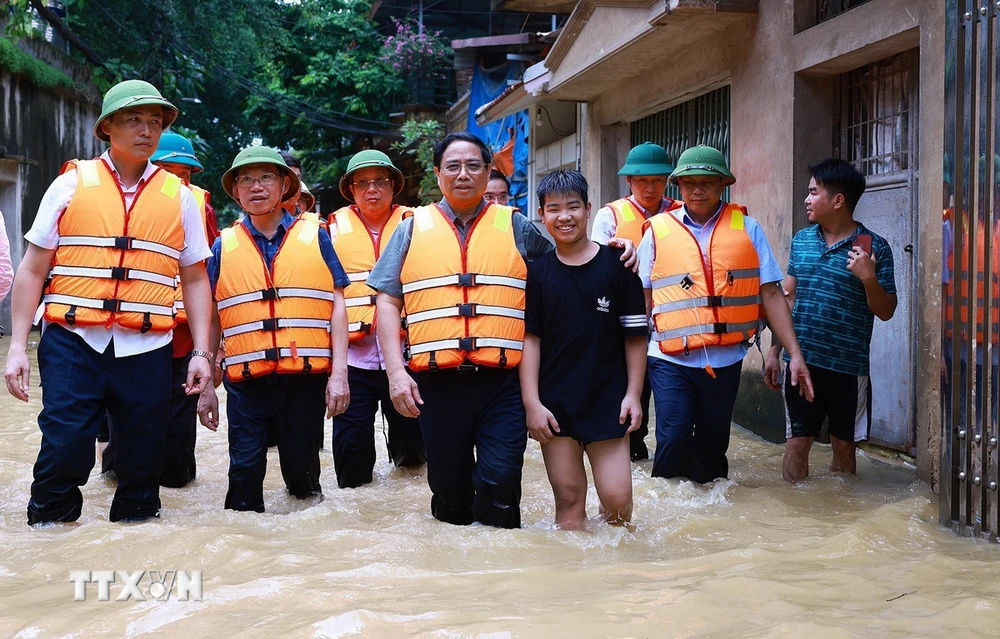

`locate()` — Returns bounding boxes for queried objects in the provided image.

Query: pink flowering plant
[379,19,450,78]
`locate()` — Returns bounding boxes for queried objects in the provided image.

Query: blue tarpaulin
[466,61,529,212]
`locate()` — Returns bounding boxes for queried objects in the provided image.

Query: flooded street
[0,346,998,637]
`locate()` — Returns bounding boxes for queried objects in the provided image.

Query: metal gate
[942,0,1000,539]
[630,86,730,201]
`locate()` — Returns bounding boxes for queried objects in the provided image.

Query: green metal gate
[630,86,730,201]
[942,0,1000,539]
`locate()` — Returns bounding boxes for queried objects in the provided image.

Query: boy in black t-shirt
[520,170,648,529]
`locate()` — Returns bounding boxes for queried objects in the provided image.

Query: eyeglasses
[351,177,392,191]
[483,193,509,203]
[235,173,279,188]
[440,161,486,176]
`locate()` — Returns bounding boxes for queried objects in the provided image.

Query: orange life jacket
[216,213,336,381]
[648,204,763,355]
[945,211,999,344]
[173,184,211,324]
[400,203,527,371]
[606,197,680,246]
[331,204,412,342]
[43,158,184,333]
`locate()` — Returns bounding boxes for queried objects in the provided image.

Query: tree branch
[28,0,105,66]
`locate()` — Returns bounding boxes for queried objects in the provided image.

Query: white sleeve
[590,206,616,245]
[24,171,78,250]
[638,227,655,289]
[178,186,212,267]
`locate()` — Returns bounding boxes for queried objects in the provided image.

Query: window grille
[816,0,873,24]
[630,86,731,200]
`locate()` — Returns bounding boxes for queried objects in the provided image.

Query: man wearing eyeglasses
[368,132,637,528]
[484,170,511,206]
[325,150,425,489]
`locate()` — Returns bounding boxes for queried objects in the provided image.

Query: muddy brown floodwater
[1,344,999,637]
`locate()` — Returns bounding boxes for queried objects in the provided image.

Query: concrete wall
[0,39,101,330]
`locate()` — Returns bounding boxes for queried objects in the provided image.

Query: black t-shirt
[525,244,648,442]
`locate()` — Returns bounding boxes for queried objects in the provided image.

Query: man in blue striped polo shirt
[764,158,897,481]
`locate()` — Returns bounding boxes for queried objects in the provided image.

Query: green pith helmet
[94,80,178,142]
[222,146,301,205]
[339,150,405,203]
[150,132,204,172]
[618,142,674,176]
[669,145,736,186]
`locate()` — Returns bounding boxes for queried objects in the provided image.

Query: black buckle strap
[498,347,507,368]
[369,295,377,305]
[456,363,479,374]
[680,275,694,290]
[302,356,312,373]
[102,298,122,312]
[712,322,727,334]
[113,236,134,250]
[727,271,735,286]
[263,348,280,362]
[458,273,476,287]
[707,296,723,307]
[261,318,279,331]
[110,266,128,281]
[458,337,476,351]
[140,312,152,334]
[242,362,253,380]
[64,305,77,326]
[458,303,476,317]
[428,351,438,371]
[359,321,373,334]
[260,288,278,301]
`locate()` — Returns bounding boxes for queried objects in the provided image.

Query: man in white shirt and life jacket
[196,146,351,512]
[637,145,814,483]
[98,131,220,487]
[3,80,215,524]
[591,141,680,462]
[326,150,425,488]
[368,132,637,529]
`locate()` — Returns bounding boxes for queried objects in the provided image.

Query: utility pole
[418,0,424,35]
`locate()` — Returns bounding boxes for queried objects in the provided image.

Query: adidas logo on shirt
[596,297,610,313]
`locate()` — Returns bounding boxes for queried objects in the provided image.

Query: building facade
[483,0,944,486]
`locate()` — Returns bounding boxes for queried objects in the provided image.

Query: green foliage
[391,119,443,204]
[2,0,420,198]
[0,38,74,89]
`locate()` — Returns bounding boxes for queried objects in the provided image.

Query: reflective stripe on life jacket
[43,158,184,333]
[215,213,335,381]
[332,204,412,342]
[648,203,763,355]
[399,203,527,371]
[606,196,680,246]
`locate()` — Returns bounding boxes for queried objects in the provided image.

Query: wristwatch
[190,349,214,361]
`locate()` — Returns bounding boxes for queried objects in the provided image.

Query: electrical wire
[537,104,574,137]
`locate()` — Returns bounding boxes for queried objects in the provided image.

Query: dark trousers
[99,354,198,487]
[414,367,528,529]
[29,324,172,524]
[629,377,653,459]
[648,357,742,483]
[224,374,325,512]
[331,366,425,488]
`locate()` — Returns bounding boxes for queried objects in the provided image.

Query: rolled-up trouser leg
[160,353,198,488]
[106,340,173,522]
[274,375,325,499]
[28,325,109,525]
[414,370,475,525]
[470,369,527,529]
[332,366,379,488]
[224,377,271,512]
